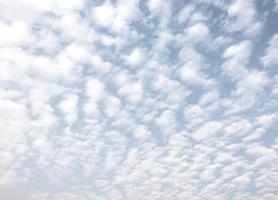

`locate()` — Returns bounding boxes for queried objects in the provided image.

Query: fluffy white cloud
[186,23,210,42]
[91,2,115,28]
[133,125,151,141]
[224,119,252,137]
[0,0,84,26]
[85,78,105,101]
[177,4,195,24]
[227,0,262,36]
[0,22,30,46]
[179,63,206,85]
[58,93,79,125]
[91,0,140,33]
[222,40,251,80]
[192,121,223,141]
[118,81,143,103]
[124,48,145,67]
[184,105,207,128]
[255,113,277,128]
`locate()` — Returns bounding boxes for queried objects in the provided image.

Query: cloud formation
[0,0,277,200]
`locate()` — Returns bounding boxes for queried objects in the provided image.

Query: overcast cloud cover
[0,0,278,199]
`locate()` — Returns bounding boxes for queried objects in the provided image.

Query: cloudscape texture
[0,0,278,199]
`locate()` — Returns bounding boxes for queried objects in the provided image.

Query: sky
[0,0,277,199]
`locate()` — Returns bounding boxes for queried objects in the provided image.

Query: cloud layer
[0,0,277,199]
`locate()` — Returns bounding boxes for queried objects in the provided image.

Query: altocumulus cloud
[0,0,277,200]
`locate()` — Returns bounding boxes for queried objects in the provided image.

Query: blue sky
[0,0,277,199]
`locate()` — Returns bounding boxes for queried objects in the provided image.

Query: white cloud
[58,93,79,125]
[84,78,106,117]
[199,90,219,106]
[224,70,268,114]
[102,95,121,118]
[192,121,223,141]
[0,21,30,46]
[222,40,251,80]
[261,34,278,67]
[243,128,265,142]
[91,2,115,28]
[133,125,151,141]
[186,22,210,42]
[0,0,84,26]
[55,0,84,12]
[227,0,262,36]
[90,54,113,73]
[85,78,105,102]
[91,0,140,33]
[124,48,145,67]
[255,113,277,128]
[118,81,143,103]
[223,41,252,59]
[232,175,251,186]
[184,105,207,128]
[155,109,176,129]
[224,119,252,137]
[178,62,208,86]
[177,5,194,24]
